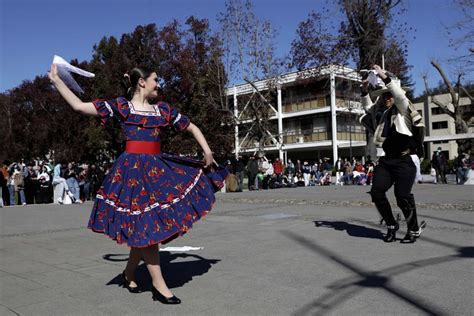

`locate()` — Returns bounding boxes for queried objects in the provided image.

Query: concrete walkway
[1,184,473,315]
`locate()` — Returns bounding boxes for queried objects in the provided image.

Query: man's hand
[373,64,387,80]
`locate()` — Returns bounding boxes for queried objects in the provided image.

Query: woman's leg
[141,244,174,297]
[83,182,90,200]
[8,184,15,205]
[124,247,142,288]
[19,189,26,205]
[72,179,80,200]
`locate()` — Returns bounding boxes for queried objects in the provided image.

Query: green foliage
[0,20,234,163]
[420,158,431,174]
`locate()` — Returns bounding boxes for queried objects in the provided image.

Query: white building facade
[413,93,473,160]
[227,65,367,163]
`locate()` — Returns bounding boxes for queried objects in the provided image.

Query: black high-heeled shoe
[383,224,399,243]
[151,286,181,304]
[121,271,141,293]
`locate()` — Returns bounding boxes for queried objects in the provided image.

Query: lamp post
[348,106,353,160]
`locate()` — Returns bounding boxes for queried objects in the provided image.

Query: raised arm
[48,64,98,116]
[185,122,213,167]
[373,64,409,113]
[360,79,373,110]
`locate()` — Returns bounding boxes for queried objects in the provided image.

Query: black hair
[381,91,394,101]
[122,66,154,100]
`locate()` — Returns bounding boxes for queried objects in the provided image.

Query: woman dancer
[49,63,226,304]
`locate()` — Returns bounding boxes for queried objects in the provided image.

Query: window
[432,121,448,130]
[431,107,443,115]
[300,118,313,134]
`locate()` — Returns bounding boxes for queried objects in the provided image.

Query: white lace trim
[172,113,182,125]
[128,101,162,117]
[104,101,114,117]
[95,169,203,215]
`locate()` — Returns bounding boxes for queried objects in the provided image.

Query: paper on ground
[160,246,204,252]
[52,55,95,94]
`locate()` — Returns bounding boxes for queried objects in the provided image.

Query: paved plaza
[1,184,473,315]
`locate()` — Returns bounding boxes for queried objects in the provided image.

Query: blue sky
[1,0,471,96]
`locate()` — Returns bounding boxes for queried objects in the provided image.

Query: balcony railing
[337,132,366,141]
[239,131,366,149]
[282,96,327,113]
[281,96,361,113]
[283,131,332,144]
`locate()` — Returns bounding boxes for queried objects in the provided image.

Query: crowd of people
[431,147,472,185]
[223,151,472,192]
[1,151,471,206]
[224,155,377,192]
[0,159,105,207]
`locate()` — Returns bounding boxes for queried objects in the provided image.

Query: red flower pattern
[87,97,227,247]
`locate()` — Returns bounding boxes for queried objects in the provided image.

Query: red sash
[125,141,161,154]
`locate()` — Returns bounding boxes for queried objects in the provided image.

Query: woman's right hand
[203,152,214,168]
[48,64,60,84]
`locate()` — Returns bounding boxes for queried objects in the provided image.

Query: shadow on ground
[283,230,473,316]
[103,252,220,290]
[314,220,383,240]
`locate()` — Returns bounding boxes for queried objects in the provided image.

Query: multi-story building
[413,93,473,160]
[226,65,366,163]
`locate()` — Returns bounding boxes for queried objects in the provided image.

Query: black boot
[383,224,399,242]
[401,221,426,244]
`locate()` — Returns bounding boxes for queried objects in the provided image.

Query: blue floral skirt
[88,152,227,247]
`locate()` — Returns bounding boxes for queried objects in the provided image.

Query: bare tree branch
[423,74,456,118]
[460,86,474,101]
[431,60,458,108]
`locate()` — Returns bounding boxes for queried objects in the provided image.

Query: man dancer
[359,65,425,243]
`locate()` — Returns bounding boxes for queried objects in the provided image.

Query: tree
[445,0,474,73]
[217,0,285,155]
[290,0,415,158]
[88,21,234,158]
[424,60,473,155]
[154,18,234,157]
[0,21,234,163]
[291,0,414,91]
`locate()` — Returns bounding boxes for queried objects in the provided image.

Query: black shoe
[121,271,141,293]
[383,224,399,243]
[152,286,181,304]
[401,221,426,244]
[401,233,417,243]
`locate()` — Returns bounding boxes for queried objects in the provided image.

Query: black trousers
[370,156,419,232]
[248,173,256,190]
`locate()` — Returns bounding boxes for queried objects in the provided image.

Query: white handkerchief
[367,70,383,88]
[160,246,204,252]
[52,55,95,94]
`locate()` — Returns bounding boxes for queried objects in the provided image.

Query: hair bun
[123,73,131,87]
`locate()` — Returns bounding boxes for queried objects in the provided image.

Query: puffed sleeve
[157,102,191,131]
[169,106,191,131]
[92,97,128,126]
